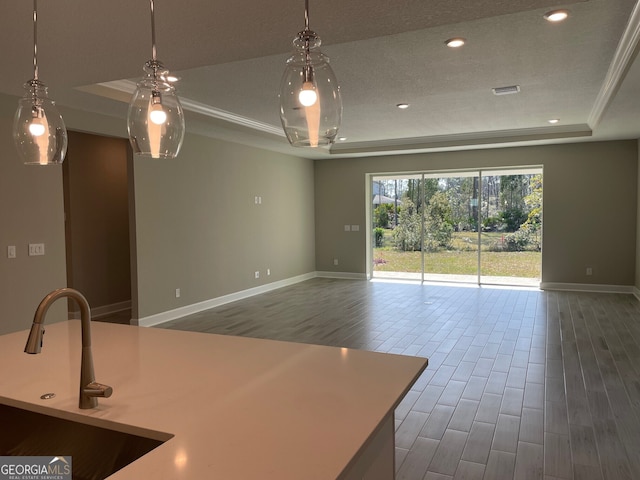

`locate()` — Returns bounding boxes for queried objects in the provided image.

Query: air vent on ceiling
[492,85,521,96]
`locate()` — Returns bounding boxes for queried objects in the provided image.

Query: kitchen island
[0,320,427,479]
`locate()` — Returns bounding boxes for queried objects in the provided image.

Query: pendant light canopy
[279,0,342,148]
[13,0,67,165]
[127,0,185,159]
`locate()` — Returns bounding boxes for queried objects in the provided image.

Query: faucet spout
[25,288,113,409]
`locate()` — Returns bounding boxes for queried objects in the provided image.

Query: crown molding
[329,124,592,155]
[588,0,640,129]
[93,80,285,138]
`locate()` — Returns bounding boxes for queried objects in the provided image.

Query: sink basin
[0,403,171,480]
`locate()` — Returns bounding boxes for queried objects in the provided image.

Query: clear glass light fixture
[127,0,185,159]
[279,0,342,147]
[13,0,67,165]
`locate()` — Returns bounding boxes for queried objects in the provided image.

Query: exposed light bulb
[299,81,318,107]
[149,102,167,125]
[29,119,46,136]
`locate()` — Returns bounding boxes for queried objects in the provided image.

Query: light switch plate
[28,243,45,256]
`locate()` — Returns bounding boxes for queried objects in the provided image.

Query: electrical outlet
[586,267,593,276]
[344,225,351,232]
[333,258,339,266]
[7,246,16,258]
[267,268,271,276]
[175,288,181,298]
[255,271,260,279]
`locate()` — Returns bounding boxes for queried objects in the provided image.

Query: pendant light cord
[32,0,38,81]
[303,0,312,71]
[149,0,157,62]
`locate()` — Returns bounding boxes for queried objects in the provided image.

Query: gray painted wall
[0,92,315,333]
[0,96,67,334]
[314,141,638,286]
[132,132,316,319]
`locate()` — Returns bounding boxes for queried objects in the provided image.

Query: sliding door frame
[368,166,542,286]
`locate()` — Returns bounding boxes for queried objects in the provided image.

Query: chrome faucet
[25,288,113,409]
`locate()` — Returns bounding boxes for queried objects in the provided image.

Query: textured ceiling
[0,0,638,158]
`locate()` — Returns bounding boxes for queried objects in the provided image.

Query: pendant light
[279,0,342,147]
[13,0,67,165]
[127,0,185,159]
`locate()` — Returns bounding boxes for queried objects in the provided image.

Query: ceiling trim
[329,124,593,155]
[93,80,285,138]
[588,0,640,129]
[181,97,285,138]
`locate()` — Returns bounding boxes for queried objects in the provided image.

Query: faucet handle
[83,381,113,398]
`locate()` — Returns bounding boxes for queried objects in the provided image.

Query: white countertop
[0,321,427,479]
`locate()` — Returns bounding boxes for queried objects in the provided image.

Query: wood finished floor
[151,278,640,480]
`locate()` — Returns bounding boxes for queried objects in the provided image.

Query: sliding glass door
[371,168,542,286]
[422,172,479,283]
[479,170,542,285]
[372,175,423,280]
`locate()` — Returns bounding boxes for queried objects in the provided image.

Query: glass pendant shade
[280,29,342,147]
[13,79,67,165]
[14,0,67,165]
[127,61,185,159]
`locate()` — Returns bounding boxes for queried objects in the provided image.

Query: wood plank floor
[153,278,640,480]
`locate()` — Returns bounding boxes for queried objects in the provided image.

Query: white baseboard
[139,272,318,327]
[633,287,640,302]
[70,300,131,320]
[540,282,635,294]
[316,271,368,280]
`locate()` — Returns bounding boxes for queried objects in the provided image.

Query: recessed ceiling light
[396,103,410,109]
[548,119,560,124]
[445,37,466,48]
[544,9,569,22]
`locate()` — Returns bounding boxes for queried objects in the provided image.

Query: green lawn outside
[374,231,541,278]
